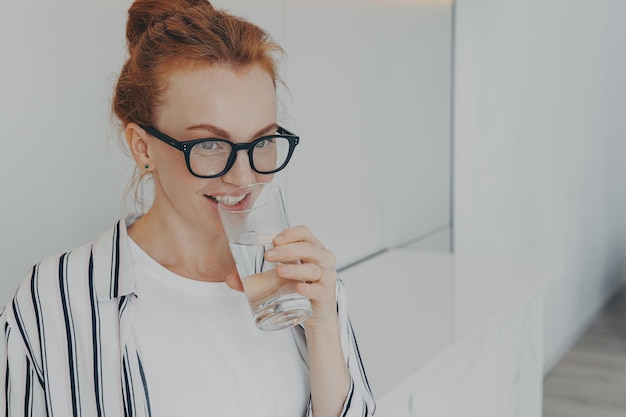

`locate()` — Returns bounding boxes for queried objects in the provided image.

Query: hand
[225,225,339,328]
[269,225,338,327]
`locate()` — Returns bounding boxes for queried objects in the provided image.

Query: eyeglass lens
[189,136,291,177]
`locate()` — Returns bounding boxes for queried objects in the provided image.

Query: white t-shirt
[130,239,310,417]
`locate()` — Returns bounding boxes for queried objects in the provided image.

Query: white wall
[454,0,626,371]
[0,0,452,304]
[279,0,453,266]
[0,1,131,302]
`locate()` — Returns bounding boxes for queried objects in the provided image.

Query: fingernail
[278,265,290,274]
[266,249,278,258]
[274,235,284,243]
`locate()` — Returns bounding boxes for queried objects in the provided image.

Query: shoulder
[6,241,93,327]
[5,218,128,332]
[14,242,94,301]
[1,218,133,372]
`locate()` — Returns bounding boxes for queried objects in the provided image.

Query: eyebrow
[186,123,279,140]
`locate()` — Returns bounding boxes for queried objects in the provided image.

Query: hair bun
[126,0,214,49]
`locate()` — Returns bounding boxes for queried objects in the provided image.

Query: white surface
[0,0,452,305]
[404,298,543,417]
[453,0,626,372]
[339,250,554,414]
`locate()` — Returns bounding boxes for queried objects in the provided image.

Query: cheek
[151,143,187,174]
[154,152,200,194]
[255,172,275,183]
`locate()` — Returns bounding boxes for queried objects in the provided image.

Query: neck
[127,208,236,282]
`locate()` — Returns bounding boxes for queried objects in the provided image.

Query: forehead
[156,63,277,135]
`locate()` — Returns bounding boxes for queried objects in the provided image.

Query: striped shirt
[0,217,375,416]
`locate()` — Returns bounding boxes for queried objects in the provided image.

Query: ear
[125,123,154,171]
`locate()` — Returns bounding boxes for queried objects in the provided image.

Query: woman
[0,1,375,416]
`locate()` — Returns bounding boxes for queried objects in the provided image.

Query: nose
[221,149,258,186]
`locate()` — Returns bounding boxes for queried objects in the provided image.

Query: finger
[295,281,337,305]
[225,272,244,292]
[274,225,324,248]
[276,262,325,283]
[240,271,284,305]
[265,241,336,268]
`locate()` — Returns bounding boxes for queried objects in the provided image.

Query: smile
[207,193,248,206]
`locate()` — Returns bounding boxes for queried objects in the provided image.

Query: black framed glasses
[141,125,300,178]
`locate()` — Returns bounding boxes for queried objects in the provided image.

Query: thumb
[225,272,244,292]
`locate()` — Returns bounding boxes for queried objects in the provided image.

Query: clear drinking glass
[218,182,313,331]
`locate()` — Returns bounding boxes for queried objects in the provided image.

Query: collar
[93,215,141,302]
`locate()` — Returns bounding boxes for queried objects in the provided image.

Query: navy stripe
[30,265,53,416]
[348,319,373,398]
[10,301,43,384]
[24,358,32,417]
[58,254,80,417]
[122,361,130,417]
[88,250,104,417]
[4,322,10,417]
[28,265,46,388]
[111,222,121,298]
[340,380,354,417]
[118,297,129,318]
[122,349,135,417]
[136,354,152,417]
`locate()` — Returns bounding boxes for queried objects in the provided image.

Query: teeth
[213,194,246,205]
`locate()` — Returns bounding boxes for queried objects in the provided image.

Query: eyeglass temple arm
[141,125,186,151]
[278,125,297,136]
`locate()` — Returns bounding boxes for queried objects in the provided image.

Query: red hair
[112,0,283,127]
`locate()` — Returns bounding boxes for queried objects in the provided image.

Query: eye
[255,138,276,149]
[191,140,230,157]
[198,141,218,151]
